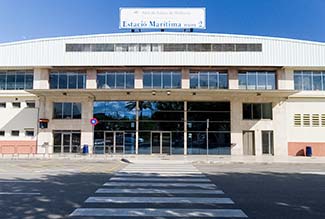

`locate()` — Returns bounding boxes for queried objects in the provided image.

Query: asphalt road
[196,163,325,219]
[0,160,325,219]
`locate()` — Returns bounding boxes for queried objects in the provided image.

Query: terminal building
[0,32,325,156]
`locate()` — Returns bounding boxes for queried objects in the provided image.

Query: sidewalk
[1,153,325,164]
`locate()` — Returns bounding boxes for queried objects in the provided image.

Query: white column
[86,69,97,89]
[228,68,238,89]
[135,68,143,89]
[278,68,294,90]
[33,68,49,89]
[182,68,190,89]
[230,99,243,155]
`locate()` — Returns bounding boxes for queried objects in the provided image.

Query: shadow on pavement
[204,171,325,219]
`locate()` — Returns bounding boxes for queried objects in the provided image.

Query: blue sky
[0,0,324,43]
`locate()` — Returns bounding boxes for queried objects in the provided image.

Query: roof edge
[0,32,325,47]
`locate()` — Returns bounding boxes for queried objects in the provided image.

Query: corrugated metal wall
[0,32,325,67]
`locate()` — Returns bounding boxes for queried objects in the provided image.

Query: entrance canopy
[27,89,297,101]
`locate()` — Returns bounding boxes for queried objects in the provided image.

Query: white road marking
[109,177,211,182]
[0,192,41,195]
[96,188,224,194]
[115,172,206,177]
[70,208,248,217]
[85,196,234,204]
[121,170,202,174]
[0,180,41,183]
[300,171,325,175]
[103,182,217,189]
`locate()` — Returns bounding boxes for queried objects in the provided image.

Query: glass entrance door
[104,131,125,154]
[53,131,81,153]
[151,131,171,154]
[62,133,71,153]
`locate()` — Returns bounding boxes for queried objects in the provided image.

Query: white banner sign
[119,8,206,29]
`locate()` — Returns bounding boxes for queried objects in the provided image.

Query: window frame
[242,103,273,120]
[53,102,82,119]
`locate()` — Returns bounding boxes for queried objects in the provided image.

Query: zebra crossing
[70,162,247,218]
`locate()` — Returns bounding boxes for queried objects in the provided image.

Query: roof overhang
[27,89,297,101]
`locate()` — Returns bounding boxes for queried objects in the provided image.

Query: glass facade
[93,101,230,155]
[93,101,136,154]
[0,71,33,90]
[238,71,276,90]
[294,71,325,90]
[187,102,230,155]
[97,72,134,89]
[143,71,181,89]
[53,103,82,119]
[139,101,184,154]
[190,71,228,89]
[49,72,86,89]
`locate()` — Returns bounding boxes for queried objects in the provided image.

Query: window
[0,131,4,136]
[50,72,86,89]
[143,71,181,89]
[294,71,325,90]
[97,72,134,89]
[53,103,82,119]
[66,43,262,52]
[190,72,228,89]
[26,101,35,108]
[0,102,6,108]
[11,130,19,136]
[243,103,272,120]
[0,71,33,90]
[25,130,34,137]
[238,71,276,90]
[12,102,21,108]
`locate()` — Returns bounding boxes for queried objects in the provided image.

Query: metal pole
[206,119,209,155]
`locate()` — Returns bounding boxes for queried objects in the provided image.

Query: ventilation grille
[322,114,325,127]
[294,114,301,127]
[303,114,311,127]
[312,114,320,127]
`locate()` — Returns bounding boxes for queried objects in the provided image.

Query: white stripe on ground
[0,192,41,195]
[0,180,41,183]
[70,208,247,217]
[300,171,325,175]
[96,188,224,194]
[122,171,201,174]
[109,177,211,182]
[103,182,217,189]
[85,196,234,204]
[115,173,205,177]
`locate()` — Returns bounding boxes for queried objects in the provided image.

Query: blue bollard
[82,144,89,154]
[306,146,312,157]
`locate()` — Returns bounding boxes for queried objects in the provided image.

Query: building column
[86,69,97,89]
[135,101,139,154]
[228,68,238,89]
[230,99,243,155]
[278,68,294,90]
[184,101,187,155]
[135,68,143,89]
[182,68,190,89]
[81,97,94,154]
[34,68,49,89]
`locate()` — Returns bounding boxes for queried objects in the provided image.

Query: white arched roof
[0,32,325,67]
